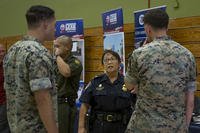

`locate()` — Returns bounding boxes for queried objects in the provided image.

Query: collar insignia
[96,84,104,91]
[122,84,127,92]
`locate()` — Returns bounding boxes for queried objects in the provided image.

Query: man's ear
[42,20,49,30]
[145,24,150,35]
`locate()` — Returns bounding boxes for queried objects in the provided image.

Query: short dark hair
[26,5,55,29]
[56,35,73,51]
[143,9,169,29]
[101,50,121,65]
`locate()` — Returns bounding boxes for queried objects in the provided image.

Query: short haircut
[143,9,169,29]
[101,50,121,65]
[26,5,55,29]
[56,35,72,50]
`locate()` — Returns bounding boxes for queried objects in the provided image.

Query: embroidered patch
[75,59,80,64]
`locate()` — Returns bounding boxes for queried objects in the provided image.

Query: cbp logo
[139,14,144,25]
[105,16,110,26]
[59,23,76,33]
[60,24,65,32]
[110,13,117,24]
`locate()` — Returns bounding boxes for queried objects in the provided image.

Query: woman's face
[103,53,120,74]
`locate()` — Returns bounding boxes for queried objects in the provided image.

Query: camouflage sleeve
[79,81,94,104]
[27,52,52,92]
[125,51,139,85]
[69,58,83,76]
[185,53,197,92]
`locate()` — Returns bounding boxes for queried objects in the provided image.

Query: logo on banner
[106,13,117,25]
[139,14,144,25]
[59,23,77,33]
[60,24,65,33]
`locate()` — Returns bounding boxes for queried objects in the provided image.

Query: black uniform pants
[89,119,127,133]
[58,102,77,133]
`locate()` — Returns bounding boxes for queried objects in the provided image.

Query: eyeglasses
[103,57,117,63]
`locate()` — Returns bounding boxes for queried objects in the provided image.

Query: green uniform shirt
[125,36,196,133]
[56,53,83,99]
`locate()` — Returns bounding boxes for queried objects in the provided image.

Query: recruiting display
[102,8,125,75]
[55,19,85,108]
[134,5,167,48]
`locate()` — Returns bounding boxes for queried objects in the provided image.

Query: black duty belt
[58,97,76,106]
[94,112,123,122]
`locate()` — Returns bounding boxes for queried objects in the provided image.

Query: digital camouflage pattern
[125,36,196,133]
[3,35,57,133]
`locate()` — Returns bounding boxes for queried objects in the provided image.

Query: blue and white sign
[55,19,84,38]
[102,8,125,75]
[102,8,123,33]
[134,5,167,48]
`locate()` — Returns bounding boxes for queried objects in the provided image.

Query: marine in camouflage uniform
[125,36,196,133]
[3,35,57,133]
[125,9,196,133]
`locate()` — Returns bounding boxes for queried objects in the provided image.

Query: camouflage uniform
[3,35,57,133]
[125,36,196,133]
[55,53,82,133]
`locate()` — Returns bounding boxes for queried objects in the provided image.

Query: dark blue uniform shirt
[80,73,134,112]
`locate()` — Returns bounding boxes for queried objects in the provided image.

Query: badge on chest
[122,84,127,92]
[96,84,104,91]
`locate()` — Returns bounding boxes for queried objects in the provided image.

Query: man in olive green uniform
[54,35,83,133]
[125,9,196,133]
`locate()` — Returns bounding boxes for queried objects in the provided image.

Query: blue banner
[134,6,166,48]
[102,8,125,75]
[55,19,85,110]
[102,8,123,33]
[55,19,84,38]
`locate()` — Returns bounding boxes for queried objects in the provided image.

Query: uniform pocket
[94,90,107,96]
[93,90,108,109]
[115,92,132,110]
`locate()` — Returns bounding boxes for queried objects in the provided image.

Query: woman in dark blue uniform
[78,50,135,133]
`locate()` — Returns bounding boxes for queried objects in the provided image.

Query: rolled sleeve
[125,51,139,85]
[185,53,197,92]
[30,77,52,92]
[27,51,53,92]
[125,72,138,85]
[185,81,196,92]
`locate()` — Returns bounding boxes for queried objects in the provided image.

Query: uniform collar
[154,35,171,41]
[100,73,124,84]
[22,35,41,44]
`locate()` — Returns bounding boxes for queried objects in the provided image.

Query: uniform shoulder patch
[75,59,80,65]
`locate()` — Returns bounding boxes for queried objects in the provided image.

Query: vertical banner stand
[102,8,125,75]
